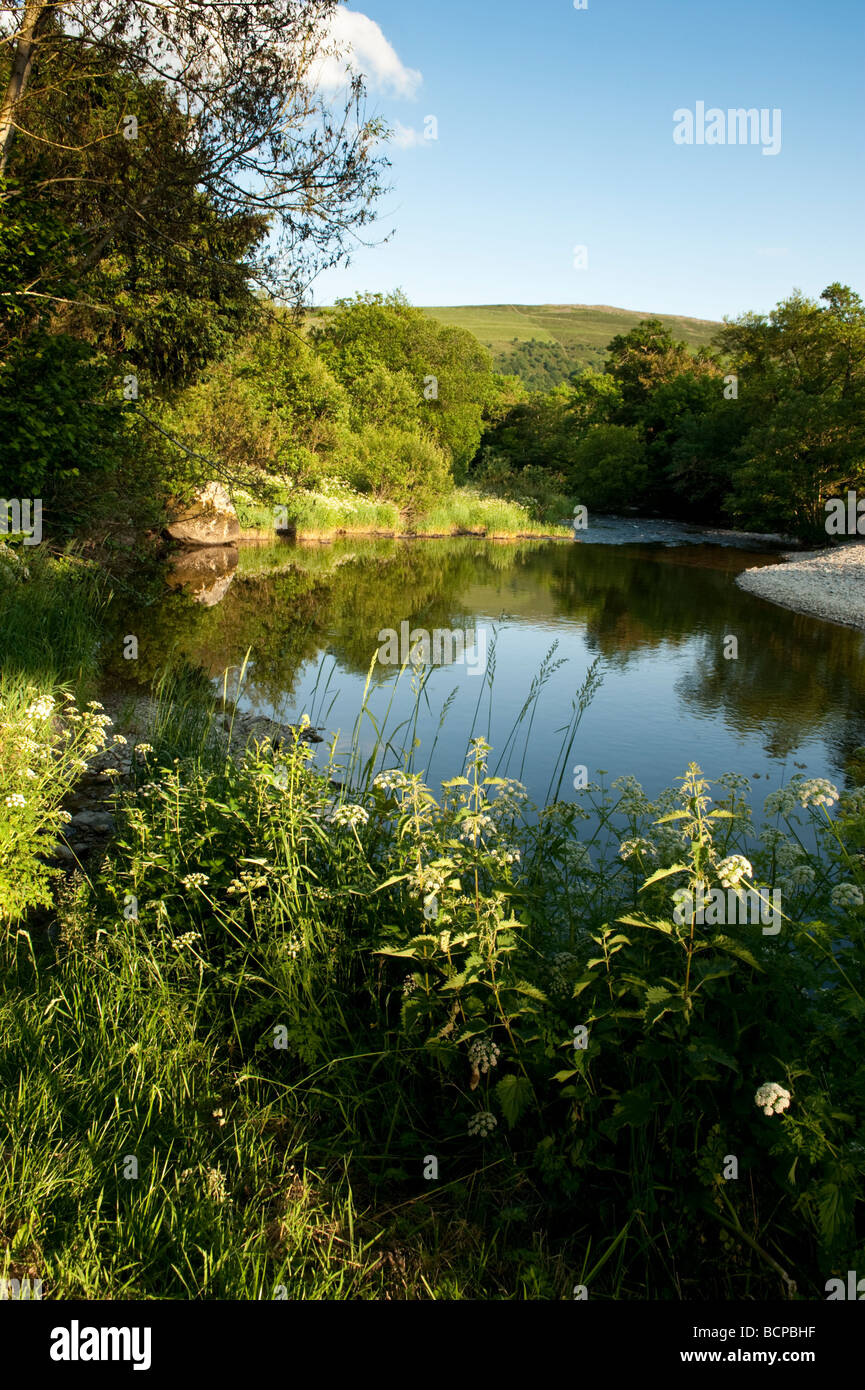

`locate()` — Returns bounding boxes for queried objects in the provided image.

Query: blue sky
[310,0,865,321]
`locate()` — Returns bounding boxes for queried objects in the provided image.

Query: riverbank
[736,541,865,631]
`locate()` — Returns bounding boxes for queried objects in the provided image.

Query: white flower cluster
[830,882,864,909]
[786,863,816,888]
[467,1110,497,1138]
[763,787,799,817]
[547,950,577,997]
[24,694,56,725]
[797,778,838,809]
[563,841,592,873]
[612,775,651,815]
[329,803,369,829]
[468,1036,501,1074]
[285,935,302,960]
[181,873,209,889]
[170,931,202,952]
[754,1082,791,1117]
[372,769,412,796]
[4,792,26,808]
[402,974,417,996]
[619,837,657,862]
[459,813,497,843]
[134,743,154,757]
[717,855,752,889]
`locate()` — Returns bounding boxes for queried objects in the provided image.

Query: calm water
[117,536,865,808]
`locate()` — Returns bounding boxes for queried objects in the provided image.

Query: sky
[309,0,865,321]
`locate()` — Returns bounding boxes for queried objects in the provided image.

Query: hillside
[420,303,721,388]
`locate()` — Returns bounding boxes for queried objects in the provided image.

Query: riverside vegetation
[2,0,864,1302]
[1,557,864,1299]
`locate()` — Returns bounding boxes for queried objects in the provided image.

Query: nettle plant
[545,765,865,1274]
[0,682,113,923]
[369,737,545,1136]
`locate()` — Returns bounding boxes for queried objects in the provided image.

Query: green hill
[420,303,721,388]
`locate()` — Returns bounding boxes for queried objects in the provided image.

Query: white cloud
[311,10,422,99]
[390,121,426,149]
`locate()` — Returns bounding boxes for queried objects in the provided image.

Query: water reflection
[103,537,865,804]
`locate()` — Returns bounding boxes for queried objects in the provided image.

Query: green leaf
[639,863,690,889]
[495,1073,534,1130]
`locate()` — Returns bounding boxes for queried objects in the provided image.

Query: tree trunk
[0,0,52,176]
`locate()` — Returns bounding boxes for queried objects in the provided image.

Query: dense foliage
[477,288,865,541]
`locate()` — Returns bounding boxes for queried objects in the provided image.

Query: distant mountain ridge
[420,303,721,389]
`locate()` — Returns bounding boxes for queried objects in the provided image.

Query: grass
[234,487,571,541]
[419,303,720,366]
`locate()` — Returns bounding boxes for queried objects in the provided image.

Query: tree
[718,285,865,538]
[0,2,387,303]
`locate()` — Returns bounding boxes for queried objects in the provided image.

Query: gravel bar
[736,542,865,631]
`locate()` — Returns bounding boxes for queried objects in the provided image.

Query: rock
[165,482,240,547]
[166,544,238,605]
[70,810,115,834]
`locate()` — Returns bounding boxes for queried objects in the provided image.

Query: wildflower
[787,863,816,888]
[134,743,154,757]
[285,936,302,959]
[171,931,202,952]
[25,695,55,723]
[547,951,577,997]
[468,1037,501,1074]
[830,882,864,909]
[373,769,412,795]
[57,810,72,824]
[86,701,105,711]
[329,803,369,829]
[468,1110,497,1138]
[717,855,752,889]
[112,734,127,746]
[754,1082,791,1117]
[619,837,656,862]
[205,1167,228,1203]
[4,793,26,808]
[212,1108,227,1127]
[459,812,497,843]
[798,778,838,809]
[101,766,122,778]
[402,974,417,996]
[563,841,592,873]
[181,873,210,889]
[763,787,799,817]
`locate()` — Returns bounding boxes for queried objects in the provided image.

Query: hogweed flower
[717,855,752,889]
[798,778,838,809]
[754,1082,791,1117]
[181,873,210,889]
[468,1110,497,1138]
[468,1036,501,1074]
[831,882,864,909]
[329,803,369,829]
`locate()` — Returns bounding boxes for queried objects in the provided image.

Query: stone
[165,482,240,547]
[166,544,238,605]
[70,810,115,834]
